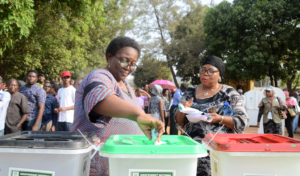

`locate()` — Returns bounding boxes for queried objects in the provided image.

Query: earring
[218,78,222,82]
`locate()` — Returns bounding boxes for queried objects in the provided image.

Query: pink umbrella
[149,79,177,89]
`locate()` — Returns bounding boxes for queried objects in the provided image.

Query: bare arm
[17,114,29,128]
[142,90,151,99]
[159,99,165,123]
[91,95,164,141]
[32,103,45,131]
[58,105,74,111]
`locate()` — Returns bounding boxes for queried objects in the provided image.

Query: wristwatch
[219,116,224,124]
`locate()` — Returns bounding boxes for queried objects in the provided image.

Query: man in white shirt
[55,71,76,131]
[0,79,11,135]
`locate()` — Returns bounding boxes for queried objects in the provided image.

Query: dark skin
[91,47,165,141]
[38,76,45,85]
[44,83,56,131]
[144,84,149,92]
[54,76,74,113]
[8,79,29,129]
[26,72,45,131]
[176,64,234,130]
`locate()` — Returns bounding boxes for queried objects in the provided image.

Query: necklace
[202,84,219,96]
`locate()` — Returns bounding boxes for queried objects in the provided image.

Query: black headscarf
[202,55,225,79]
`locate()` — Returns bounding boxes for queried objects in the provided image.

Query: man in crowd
[19,70,46,131]
[40,82,58,131]
[5,79,30,134]
[37,73,45,88]
[55,71,76,131]
[169,83,188,135]
[291,92,299,134]
[0,79,11,136]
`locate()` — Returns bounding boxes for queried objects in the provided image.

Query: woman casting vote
[176,55,249,176]
[71,36,164,176]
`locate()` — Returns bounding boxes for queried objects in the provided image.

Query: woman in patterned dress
[175,55,249,176]
[70,36,164,176]
[148,84,165,123]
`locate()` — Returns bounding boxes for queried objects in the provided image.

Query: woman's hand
[288,105,293,109]
[137,114,165,142]
[182,98,194,108]
[208,113,222,124]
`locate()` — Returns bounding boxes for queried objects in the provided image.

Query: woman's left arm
[209,93,248,133]
[159,99,165,123]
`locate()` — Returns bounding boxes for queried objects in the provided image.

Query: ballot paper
[151,113,167,145]
[178,103,213,123]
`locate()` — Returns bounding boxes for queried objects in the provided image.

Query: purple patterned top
[70,69,143,176]
[19,83,46,121]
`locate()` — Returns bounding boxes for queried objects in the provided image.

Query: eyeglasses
[115,56,138,71]
[200,67,219,76]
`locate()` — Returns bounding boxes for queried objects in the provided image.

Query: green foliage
[0,0,35,55]
[204,0,300,90]
[165,2,209,85]
[0,0,134,80]
[133,56,172,88]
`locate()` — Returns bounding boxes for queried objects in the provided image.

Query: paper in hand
[178,103,213,123]
[151,113,166,145]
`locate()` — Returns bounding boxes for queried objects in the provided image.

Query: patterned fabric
[149,96,163,121]
[162,97,170,117]
[263,119,283,135]
[19,84,46,121]
[70,69,143,176]
[176,85,248,176]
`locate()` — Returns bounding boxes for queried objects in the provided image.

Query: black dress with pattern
[176,85,249,176]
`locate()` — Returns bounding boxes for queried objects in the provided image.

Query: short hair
[45,80,51,83]
[52,83,60,93]
[105,36,141,61]
[135,88,140,93]
[8,78,18,86]
[162,89,169,94]
[27,70,38,76]
[293,92,299,97]
[58,83,63,88]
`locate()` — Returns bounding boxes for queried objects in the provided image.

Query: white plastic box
[203,134,300,176]
[0,131,99,176]
[100,135,208,176]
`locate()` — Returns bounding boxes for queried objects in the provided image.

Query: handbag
[276,97,287,119]
[288,108,297,117]
[294,103,300,115]
[278,109,287,119]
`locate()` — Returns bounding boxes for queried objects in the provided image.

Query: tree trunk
[274,75,278,87]
[166,55,179,88]
[269,69,274,86]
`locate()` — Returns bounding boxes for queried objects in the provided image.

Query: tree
[204,0,300,92]
[133,56,172,88]
[131,0,188,87]
[0,0,135,80]
[165,2,209,85]
[0,0,35,55]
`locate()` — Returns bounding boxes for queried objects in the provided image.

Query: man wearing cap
[169,83,188,135]
[37,74,45,88]
[19,70,46,131]
[55,71,76,131]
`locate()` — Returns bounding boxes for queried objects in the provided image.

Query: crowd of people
[3,36,299,176]
[0,70,77,135]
